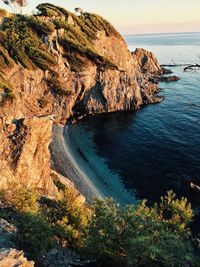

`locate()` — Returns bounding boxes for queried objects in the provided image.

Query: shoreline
[50,124,136,205]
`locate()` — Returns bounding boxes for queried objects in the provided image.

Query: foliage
[0,179,199,264]
[2,15,56,70]
[80,12,122,39]
[9,212,54,257]
[36,3,118,72]
[0,178,88,255]
[46,75,72,96]
[0,182,39,214]
[59,34,118,72]
[82,191,198,267]
[0,44,14,69]
[0,75,15,104]
[0,183,54,256]
[0,3,119,75]
[41,174,89,248]
[38,96,48,108]
[53,18,68,30]
[26,16,55,34]
[36,3,68,17]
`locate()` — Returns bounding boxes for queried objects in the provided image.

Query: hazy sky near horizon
[0,0,199,34]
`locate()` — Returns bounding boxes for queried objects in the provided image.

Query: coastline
[50,124,136,205]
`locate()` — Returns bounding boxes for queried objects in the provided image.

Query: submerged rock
[155,75,180,82]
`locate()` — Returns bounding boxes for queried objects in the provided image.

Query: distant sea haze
[66,32,200,206]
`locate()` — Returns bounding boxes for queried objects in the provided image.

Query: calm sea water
[67,32,200,207]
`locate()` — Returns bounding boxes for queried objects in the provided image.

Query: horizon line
[122,31,200,36]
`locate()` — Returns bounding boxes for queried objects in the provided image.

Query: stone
[0,116,57,197]
[0,248,34,267]
[40,247,85,267]
[0,219,18,249]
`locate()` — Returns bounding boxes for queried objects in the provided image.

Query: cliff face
[0,4,167,194]
[0,116,56,195]
[1,31,162,122]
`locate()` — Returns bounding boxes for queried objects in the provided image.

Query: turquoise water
[66,32,200,208]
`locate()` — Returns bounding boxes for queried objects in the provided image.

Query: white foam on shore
[63,123,137,206]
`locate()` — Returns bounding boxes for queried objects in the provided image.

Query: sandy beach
[50,124,136,205]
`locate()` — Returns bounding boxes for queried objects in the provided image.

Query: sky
[0,0,199,34]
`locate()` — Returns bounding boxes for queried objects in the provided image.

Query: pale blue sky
[0,0,199,34]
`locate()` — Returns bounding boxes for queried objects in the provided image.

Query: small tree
[0,182,39,214]
[2,0,27,14]
[74,7,84,15]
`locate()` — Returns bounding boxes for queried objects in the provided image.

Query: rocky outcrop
[0,218,34,266]
[0,248,34,266]
[0,218,17,249]
[154,75,180,82]
[40,247,85,267]
[0,116,56,196]
[133,48,161,74]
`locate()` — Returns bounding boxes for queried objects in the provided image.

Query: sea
[65,32,200,212]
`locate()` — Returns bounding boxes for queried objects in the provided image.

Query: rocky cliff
[0,3,174,195]
[0,116,56,195]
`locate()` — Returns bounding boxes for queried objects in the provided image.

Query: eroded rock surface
[0,116,56,196]
[0,219,17,249]
[0,248,34,267]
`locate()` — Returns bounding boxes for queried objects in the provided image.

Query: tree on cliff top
[2,0,27,14]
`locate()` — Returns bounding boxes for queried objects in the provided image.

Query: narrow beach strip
[50,124,136,205]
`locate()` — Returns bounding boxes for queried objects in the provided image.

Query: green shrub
[0,4,119,74]
[0,44,14,69]
[2,15,57,70]
[41,175,89,248]
[0,182,39,214]
[63,52,86,72]
[0,31,7,43]
[81,192,198,267]
[27,16,55,34]
[38,97,48,108]
[14,212,55,257]
[36,3,64,17]
[47,76,72,96]
[53,19,68,30]
[36,3,118,72]
[0,75,15,104]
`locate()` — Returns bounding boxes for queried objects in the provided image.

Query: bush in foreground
[81,191,198,267]
[0,180,199,265]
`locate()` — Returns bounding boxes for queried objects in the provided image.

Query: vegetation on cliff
[0,179,199,266]
[0,177,88,256]
[0,2,120,104]
[36,3,119,72]
[1,15,56,70]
